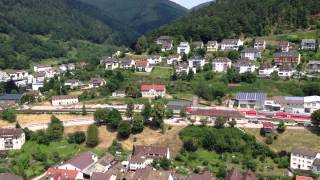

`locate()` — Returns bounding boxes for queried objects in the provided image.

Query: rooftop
[291,148,318,157]
[141,84,165,91]
[62,151,97,171]
[236,92,267,102]
[0,94,22,101]
[190,108,245,118]
[52,95,78,101]
[0,128,24,138]
[213,57,232,63]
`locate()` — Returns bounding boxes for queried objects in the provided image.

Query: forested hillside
[0,0,130,69]
[146,0,320,42]
[78,0,188,34]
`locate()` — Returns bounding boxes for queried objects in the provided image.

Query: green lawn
[150,67,173,79]
[5,140,103,178]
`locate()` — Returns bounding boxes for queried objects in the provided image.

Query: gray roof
[0,173,22,180]
[236,92,267,102]
[0,94,22,101]
[255,38,265,44]
[274,51,300,58]
[157,36,172,41]
[207,41,218,46]
[235,59,255,67]
[242,48,260,53]
[291,148,318,157]
[213,57,231,63]
[313,158,320,167]
[167,100,192,110]
[308,60,320,65]
[63,152,96,171]
[222,39,240,45]
[279,64,292,71]
[302,39,316,44]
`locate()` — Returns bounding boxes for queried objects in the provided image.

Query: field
[149,67,173,79]
[0,114,93,127]
[243,128,320,152]
[64,125,184,156]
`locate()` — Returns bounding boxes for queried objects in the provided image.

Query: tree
[187,68,194,81]
[141,102,152,121]
[1,108,17,122]
[183,140,198,152]
[126,100,134,119]
[265,134,273,144]
[311,109,320,128]
[182,53,188,62]
[180,109,186,117]
[189,118,196,125]
[82,104,87,116]
[165,109,174,118]
[271,71,280,81]
[277,121,286,133]
[228,119,237,128]
[67,131,86,144]
[94,108,109,125]
[132,113,144,133]
[151,100,166,127]
[86,124,99,147]
[200,118,208,126]
[159,159,171,170]
[227,50,240,61]
[47,116,64,141]
[135,36,148,54]
[118,121,132,139]
[214,117,226,128]
[15,122,21,128]
[108,109,122,129]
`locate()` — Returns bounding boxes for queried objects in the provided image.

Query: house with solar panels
[264,96,305,114]
[235,92,267,110]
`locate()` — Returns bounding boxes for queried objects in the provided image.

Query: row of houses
[235,92,320,114]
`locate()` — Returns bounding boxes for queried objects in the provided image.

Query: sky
[171,0,213,9]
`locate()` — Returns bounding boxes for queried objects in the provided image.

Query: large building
[290,148,320,173]
[274,51,301,66]
[0,128,25,151]
[235,92,267,110]
[141,84,166,98]
[220,39,243,51]
[51,95,79,106]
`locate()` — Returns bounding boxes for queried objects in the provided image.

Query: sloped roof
[0,94,22,101]
[0,173,22,180]
[236,92,266,102]
[291,148,318,157]
[141,84,165,91]
[62,152,96,171]
[0,128,24,138]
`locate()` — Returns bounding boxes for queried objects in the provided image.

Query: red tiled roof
[190,109,245,118]
[141,84,165,91]
[262,122,274,129]
[52,95,78,101]
[45,168,79,179]
[135,60,148,67]
[296,176,313,180]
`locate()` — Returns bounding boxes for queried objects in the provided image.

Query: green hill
[78,0,188,34]
[146,0,320,42]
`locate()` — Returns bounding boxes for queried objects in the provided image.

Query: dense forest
[146,0,320,42]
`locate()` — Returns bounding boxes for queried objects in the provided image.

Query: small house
[278,41,290,52]
[301,39,316,50]
[212,57,232,73]
[0,128,25,151]
[220,39,243,51]
[258,64,275,77]
[254,38,266,50]
[156,36,173,45]
[89,78,106,88]
[119,59,135,70]
[192,41,204,49]
[147,55,162,64]
[177,42,190,54]
[112,91,126,97]
[65,79,81,89]
[278,64,294,79]
[175,63,191,75]
[188,56,205,69]
[9,70,29,81]
[234,59,257,74]
[306,60,320,74]
[262,122,274,134]
[100,57,119,70]
[141,84,166,98]
[166,55,181,65]
[207,41,219,52]
[33,64,52,73]
[241,48,261,60]
[274,51,301,66]
[51,95,79,106]
[235,92,267,110]
[135,60,153,73]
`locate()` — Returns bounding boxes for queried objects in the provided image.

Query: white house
[234,59,257,74]
[279,41,290,52]
[141,84,166,98]
[88,78,106,88]
[161,42,173,52]
[59,64,68,73]
[33,64,52,73]
[220,39,243,51]
[112,91,126,97]
[65,79,81,89]
[278,65,294,79]
[212,57,232,73]
[129,145,170,170]
[51,95,79,106]
[254,38,266,50]
[207,41,219,52]
[241,48,261,60]
[301,39,316,50]
[147,55,162,64]
[290,148,320,172]
[0,128,25,151]
[304,96,320,114]
[177,42,190,54]
[175,63,191,75]
[67,63,76,71]
[9,70,29,81]
[258,64,275,77]
[0,71,10,82]
[135,60,153,73]
[100,57,119,70]
[119,59,135,70]
[166,55,181,65]
[188,56,205,69]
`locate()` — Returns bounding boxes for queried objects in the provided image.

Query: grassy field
[149,67,173,79]
[243,128,320,152]
[5,140,102,178]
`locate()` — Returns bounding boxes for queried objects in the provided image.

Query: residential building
[156,36,173,45]
[212,57,232,73]
[254,38,266,50]
[135,60,153,73]
[306,61,320,74]
[51,95,79,106]
[166,55,181,65]
[188,56,205,69]
[0,71,10,82]
[278,65,295,79]
[177,42,190,54]
[235,92,267,110]
[9,70,29,81]
[0,173,22,180]
[68,63,76,71]
[0,128,25,151]
[304,96,320,114]
[0,94,22,108]
[274,51,301,66]
[192,41,204,49]
[124,166,174,180]
[241,48,261,60]
[100,57,119,70]
[220,39,244,51]
[175,63,191,75]
[266,96,305,114]
[147,55,162,64]
[89,78,106,88]
[166,100,192,111]
[141,84,166,98]
[119,59,135,70]
[112,91,126,97]
[129,145,170,170]
[279,41,290,52]
[290,148,320,172]
[207,41,219,52]
[33,64,52,73]
[258,64,275,77]
[65,79,81,89]
[161,42,173,52]
[234,59,257,74]
[301,39,316,50]
[42,168,81,180]
[262,122,274,134]
[189,108,246,124]
[59,64,67,73]
[225,168,258,180]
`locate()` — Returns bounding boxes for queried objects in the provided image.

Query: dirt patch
[0,114,93,127]
[64,125,185,157]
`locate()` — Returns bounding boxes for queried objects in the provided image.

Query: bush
[67,131,86,144]
[86,125,99,147]
[183,140,198,152]
[118,121,132,139]
[1,108,17,122]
